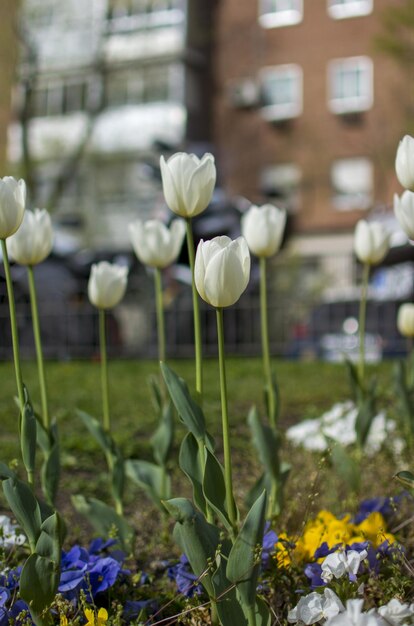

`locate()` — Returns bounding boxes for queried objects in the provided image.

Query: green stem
[358,262,370,388]
[28,266,50,430]
[99,308,110,433]
[197,439,214,524]
[186,219,203,400]
[216,307,237,534]
[154,268,166,363]
[246,605,257,626]
[259,256,276,428]
[1,239,24,414]
[210,600,219,626]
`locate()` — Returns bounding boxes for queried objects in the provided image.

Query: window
[33,79,92,117]
[328,56,373,114]
[260,65,303,121]
[328,0,373,20]
[106,65,173,107]
[107,0,184,31]
[260,163,302,211]
[259,0,303,28]
[331,157,373,210]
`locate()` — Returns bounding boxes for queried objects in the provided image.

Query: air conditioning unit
[228,79,258,109]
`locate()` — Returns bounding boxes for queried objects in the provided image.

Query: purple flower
[123,600,158,621]
[89,557,121,595]
[262,523,278,568]
[168,555,203,598]
[353,497,393,524]
[304,562,324,588]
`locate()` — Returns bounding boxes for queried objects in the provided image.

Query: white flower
[0,177,26,239]
[397,303,414,338]
[321,549,367,583]
[326,600,386,626]
[241,204,286,257]
[0,515,26,548]
[378,599,414,626]
[395,135,414,191]
[288,589,344,625]
[160,152,216,218]
[88,261,128,309]
[354,220,390,266]
[286,418,328,451]
[394,191,414,239]
[129,219,185,269]
[8,209,53,266]
[195,235,250,307]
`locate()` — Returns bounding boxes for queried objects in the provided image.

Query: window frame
[328,56,373,115]
[260,64,303,122]
[327,0,373,20]
[258,0,303,29]
[330,156,374,211]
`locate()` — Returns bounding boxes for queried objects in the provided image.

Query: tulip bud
[88,261,128,310]
[397,303,414,338]
[353,220,390,265]
[394,191,414,240]
[195,235,250,308]
[241,204,286,258]
[129,218,185,269]
[8,209,53,266]
[160,152,216,218]
[0,177,26,239]
[395,135,414,191]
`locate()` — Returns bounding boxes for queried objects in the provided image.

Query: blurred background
[0,0,413,361]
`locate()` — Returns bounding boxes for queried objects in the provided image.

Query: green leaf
[111,450,125,505]
[151,401,174,467]
[35,513,64,563]
[2,477,42,548]
[125,459,169,510]
[0,462,16,480]
[179,433,207,516]
[20,553,59,620]
[71,495,135,553]
[247,407,280,481]
[161,363,207,441]
[330,443,360,493]
[77,410,113,455]
[227,490,267,610]
[344,358,361,402]
[21,399,37,477]
[395,470,414,489]
[254,597,272,626]
[164,497,221,598]
[355,380,377,448]
[203,448,236,532]
[41,421,60,506]
[148,375,163,412]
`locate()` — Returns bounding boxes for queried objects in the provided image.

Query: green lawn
[0,357,402,549]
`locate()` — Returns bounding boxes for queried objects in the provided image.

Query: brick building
[212,0,410,288]
[0,0,19,173]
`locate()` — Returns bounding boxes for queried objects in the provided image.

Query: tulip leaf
[2,477,42,549]
[151,401,174,467]
[148,375,163,413]
[202,448,236,532]
[77,410,113,455]
[179,433,207,516]
[344,358,361,402]
[355,379,377,448]
[35,512,65,563]
[247,406,280,481]
[21,398,37,478]
[125,459,169,510]
[40,420,60,506]
[160,363,207,442]
[395,470,414,489]
[164,497,221,598]
[111,449,125,505]
[71,495,135,553]
[226,490,267,610]
[20,553,60,622]
[329,442,360,493]
[0,462,16,480]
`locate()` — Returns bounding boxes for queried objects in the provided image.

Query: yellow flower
[84,607,108,626]
[352,512,395,547]
[60,616,68,626]
[275,533,293,568]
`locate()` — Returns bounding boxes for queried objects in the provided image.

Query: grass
[0,356,406,552]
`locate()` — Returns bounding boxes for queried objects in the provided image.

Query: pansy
[378,598,414,625]
[321,549,367,583]
[168,555,203,597]
[288,588,344,625]
[84,607,108,626]
[325,599,387,626]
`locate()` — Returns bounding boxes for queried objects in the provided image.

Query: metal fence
[0,287,406,361]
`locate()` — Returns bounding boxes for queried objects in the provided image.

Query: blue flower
[353,497,393,524]
[304,562,324,588]
[123,600,158,621]
[168,555,203,598]
[262,523,278,568]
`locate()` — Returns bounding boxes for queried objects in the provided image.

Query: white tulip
[195,235,250,308]
[397,303,414,338]
[88,261,128,310]
[394,191,414,239]
[8,209,53,266]
[288,589,344,625]
[241,204,286,258]
[160,152,216,218]
[354,220,390,265]
[395,135,414,191]
[321,549,367,583]
[129,218,185,269]
[0,177,26,239]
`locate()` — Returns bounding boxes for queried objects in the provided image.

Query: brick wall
[0,0,19,174]
[212,0,410,235]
